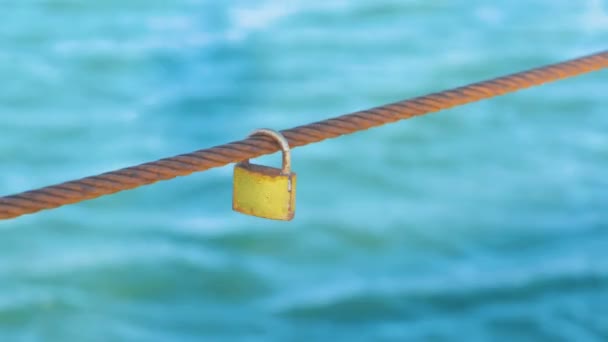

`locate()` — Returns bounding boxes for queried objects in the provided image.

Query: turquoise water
[1,0,607,340]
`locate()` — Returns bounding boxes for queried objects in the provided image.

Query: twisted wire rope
[1,51,607,220]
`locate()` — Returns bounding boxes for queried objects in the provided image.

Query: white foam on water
[474,5,504,25]
[226,2,299,41]
[581,0,608,30]
[223,0,353,42]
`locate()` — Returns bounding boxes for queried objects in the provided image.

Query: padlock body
[233,163,296,221]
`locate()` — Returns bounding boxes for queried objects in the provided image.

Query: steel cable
[1,50,607,220]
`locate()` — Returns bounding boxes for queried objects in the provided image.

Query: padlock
[232,129,296,221]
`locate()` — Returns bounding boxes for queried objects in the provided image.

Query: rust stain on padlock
[233,129,296,221]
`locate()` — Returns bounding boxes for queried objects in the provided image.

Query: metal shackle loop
[247,129,291,174]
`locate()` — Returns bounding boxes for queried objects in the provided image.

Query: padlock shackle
[246,129,291,174]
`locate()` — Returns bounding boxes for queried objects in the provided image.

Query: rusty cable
[1,50,607,220]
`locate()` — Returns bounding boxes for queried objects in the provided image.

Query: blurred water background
[1,0,607,340]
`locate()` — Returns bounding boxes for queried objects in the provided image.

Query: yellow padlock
[232,129,296,221]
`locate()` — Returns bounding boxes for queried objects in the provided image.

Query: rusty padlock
[232,129,296,221]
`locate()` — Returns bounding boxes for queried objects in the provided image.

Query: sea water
[0,0,607,340]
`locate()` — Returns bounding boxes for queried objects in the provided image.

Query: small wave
[0,239,228,278]
[274,256,608,321]
[175,216,238,236]
[52,34,213,57]
[146,15,194,31]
